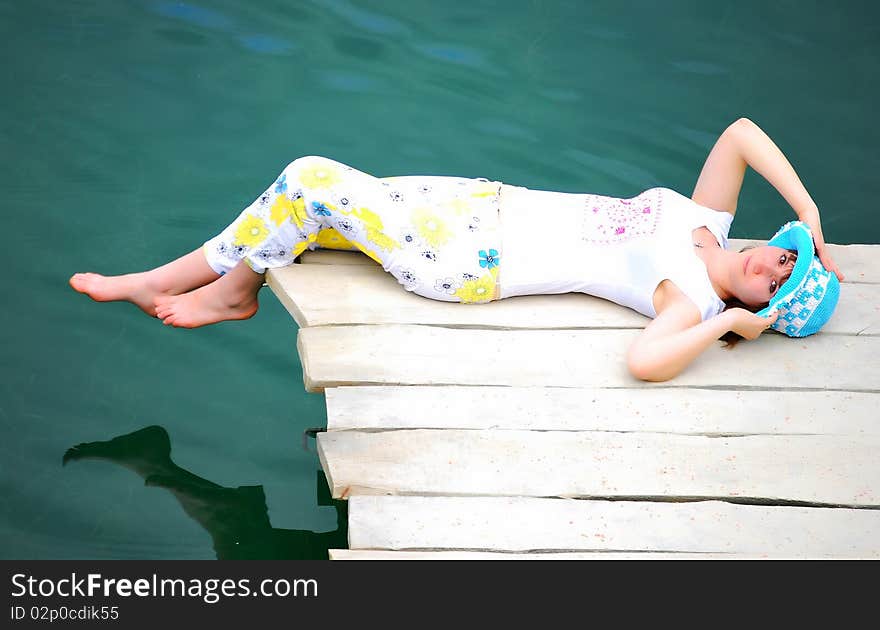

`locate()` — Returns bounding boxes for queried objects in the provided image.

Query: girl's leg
[154,259,264,328]
[72,156,504,327]
[146,157,332,327]
[69,248,221,316]
[69,156,327,322]
[329,174,505,304]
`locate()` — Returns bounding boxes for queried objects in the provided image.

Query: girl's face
[732,246,797,308]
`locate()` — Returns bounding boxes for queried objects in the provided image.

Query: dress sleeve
[704,209,734,249]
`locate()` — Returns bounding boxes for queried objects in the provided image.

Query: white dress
[498,184,734,321]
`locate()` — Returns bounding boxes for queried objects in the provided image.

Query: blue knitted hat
[755,221,840,337]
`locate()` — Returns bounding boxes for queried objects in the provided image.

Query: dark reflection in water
[63,426,347,560]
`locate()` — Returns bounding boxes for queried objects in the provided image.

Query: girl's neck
[695,242,734,302]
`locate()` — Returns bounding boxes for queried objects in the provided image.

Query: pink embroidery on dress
[580,189,662,245]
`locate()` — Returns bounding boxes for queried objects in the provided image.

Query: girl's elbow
[626,353,672,383]
[626,355,651,381]
[727,117,760,141]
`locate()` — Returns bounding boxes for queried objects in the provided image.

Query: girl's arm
[692,117,843,281]
[626,295,779,382]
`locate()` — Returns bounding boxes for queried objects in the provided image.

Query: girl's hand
[801,211,845,282]
[728,308,779,341]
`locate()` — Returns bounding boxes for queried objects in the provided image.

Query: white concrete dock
[267,239,880,559]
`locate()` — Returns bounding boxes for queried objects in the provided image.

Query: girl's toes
[155,300,173,317]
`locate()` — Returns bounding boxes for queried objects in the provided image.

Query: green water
[2,0,877,559]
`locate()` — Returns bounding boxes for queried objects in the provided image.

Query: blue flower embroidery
[479,249,499,269]
[275,173,287,194]
[312,201,332,217]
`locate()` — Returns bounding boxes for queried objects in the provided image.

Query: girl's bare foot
[70,250,222,318]
[154,282,259,328]
[69,272,166,316]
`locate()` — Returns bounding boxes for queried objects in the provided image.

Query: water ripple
[150,1,233,30]
[565,148,658,189]
[473,118,539,143]
[320,70,377,93]
[316,0,410,36]
[237,33,298,55]
[669,124,719,149]
[150,1,297,56]
[670,60,729,76]
[414,43,487,68]
[539,87,582,103]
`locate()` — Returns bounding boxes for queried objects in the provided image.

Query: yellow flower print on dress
[366,227,400,253]
[270,195,293,227]
[348,206,384,229]
[270,195,309,229]
[455,269,498,303]
[345,205,400,252]
[292,197,308,229]
[298,160,342,189]
[316,228,358,250]
[444,198,471,216]
[291,233,318,259]
[234,214,270,248]
[471,182,498,198]
[351,241,383,265]
[411,207,453,248]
